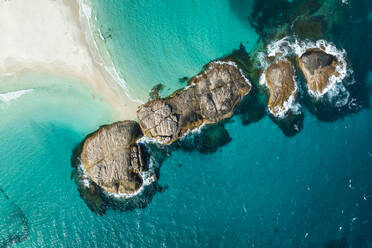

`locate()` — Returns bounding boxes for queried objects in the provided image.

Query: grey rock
[137,62,251,144]
[81,121,147,194]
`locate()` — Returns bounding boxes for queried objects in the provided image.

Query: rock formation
[80,121,148,194]
[264,60,298,117]
[137,61,251,144]
[298,48,340,96]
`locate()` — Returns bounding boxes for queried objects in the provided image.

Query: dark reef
[0,188,29,247]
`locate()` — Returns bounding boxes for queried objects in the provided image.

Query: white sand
[0,0,140,120]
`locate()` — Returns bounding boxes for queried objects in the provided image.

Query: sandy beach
[0,0,140,120]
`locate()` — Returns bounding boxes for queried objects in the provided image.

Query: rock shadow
[245,0,323,41]
[327,0,372,111]
[173,122,233,154]
[270,112,304,137]
[222,43,269,126]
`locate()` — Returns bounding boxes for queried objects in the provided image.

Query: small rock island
[298,48,341,97]
[81,121,147,194]
[264,60,298,117]
[137,62,251,144]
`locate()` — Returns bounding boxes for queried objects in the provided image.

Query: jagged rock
[137,62,251,144]
[80,121,147,194]
[264,60,298,117]
[298,48,340,96]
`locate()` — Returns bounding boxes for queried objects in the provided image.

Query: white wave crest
[259,66,301,119]
[106,157,158,199]
[77,0,143,104]
[137,136,164,146]
[265,37,352,106]
[0,89,34,103]
[180,122,206,141]
[78,155,158,199]
[257,51,270,69]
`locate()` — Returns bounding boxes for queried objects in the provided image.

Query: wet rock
[264,60,298,117]
[176,122,232,154]
[137,62,251,144]
[298,48,340,96]
[80,121,147,194]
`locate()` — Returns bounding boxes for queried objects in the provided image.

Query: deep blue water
[1,0,372,247]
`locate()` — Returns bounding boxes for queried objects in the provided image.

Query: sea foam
[0,89,34,104]
[105,157,158,199]
[262,37,352,107]
[77,0,143,104]
[259,66,301,119]
[78,153,158,200]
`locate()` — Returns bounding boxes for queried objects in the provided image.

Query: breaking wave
[259,36,353,107]
[0,89,34,104]
[259,67,301,119]
[77,0,143,104]
[77,154,157,200]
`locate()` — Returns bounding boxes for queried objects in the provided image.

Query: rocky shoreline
[80,120,148,195]
[298,48,342,97]
[263,60,299,118]
[137,61,251,144]
[74,41,351,211]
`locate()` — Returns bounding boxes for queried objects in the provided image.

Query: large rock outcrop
[80,121,147,194]
[137,61,251,144]
[298,48,340,96]
[264,60,298,117]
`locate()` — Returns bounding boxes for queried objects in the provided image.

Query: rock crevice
[80,121,147,194]
[137,62,251,144]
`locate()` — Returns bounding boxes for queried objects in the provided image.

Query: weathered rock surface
[298,48,340,96]
[264,60,298,117]
[80,121,147,194]
[137,62,251,144]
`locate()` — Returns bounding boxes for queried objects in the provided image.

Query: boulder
[298,48,340,96]
[264,60,298,117]
[80,121,147,194]
[137,62,251,144]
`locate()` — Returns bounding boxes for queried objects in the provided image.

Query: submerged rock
[264,60,299,118]
[298,48,341,96]
[80,121,148,194]
[137,61,251,144]
[0,188,29,247]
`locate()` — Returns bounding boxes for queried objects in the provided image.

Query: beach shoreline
[0,0,140,120]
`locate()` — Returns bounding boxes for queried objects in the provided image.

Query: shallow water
[90,0,258,100]
[1,0,372,247]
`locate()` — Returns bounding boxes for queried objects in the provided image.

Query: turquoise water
[1,0,372,247]
[90,0,258,100]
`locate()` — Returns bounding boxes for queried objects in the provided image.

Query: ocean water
[89,0,258,100]
[1,0,372,247]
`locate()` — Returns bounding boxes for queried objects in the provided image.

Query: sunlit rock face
[137,61,251,145]
[80,121,147,194]
[298,48,341,97]
[264,60,298,118]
